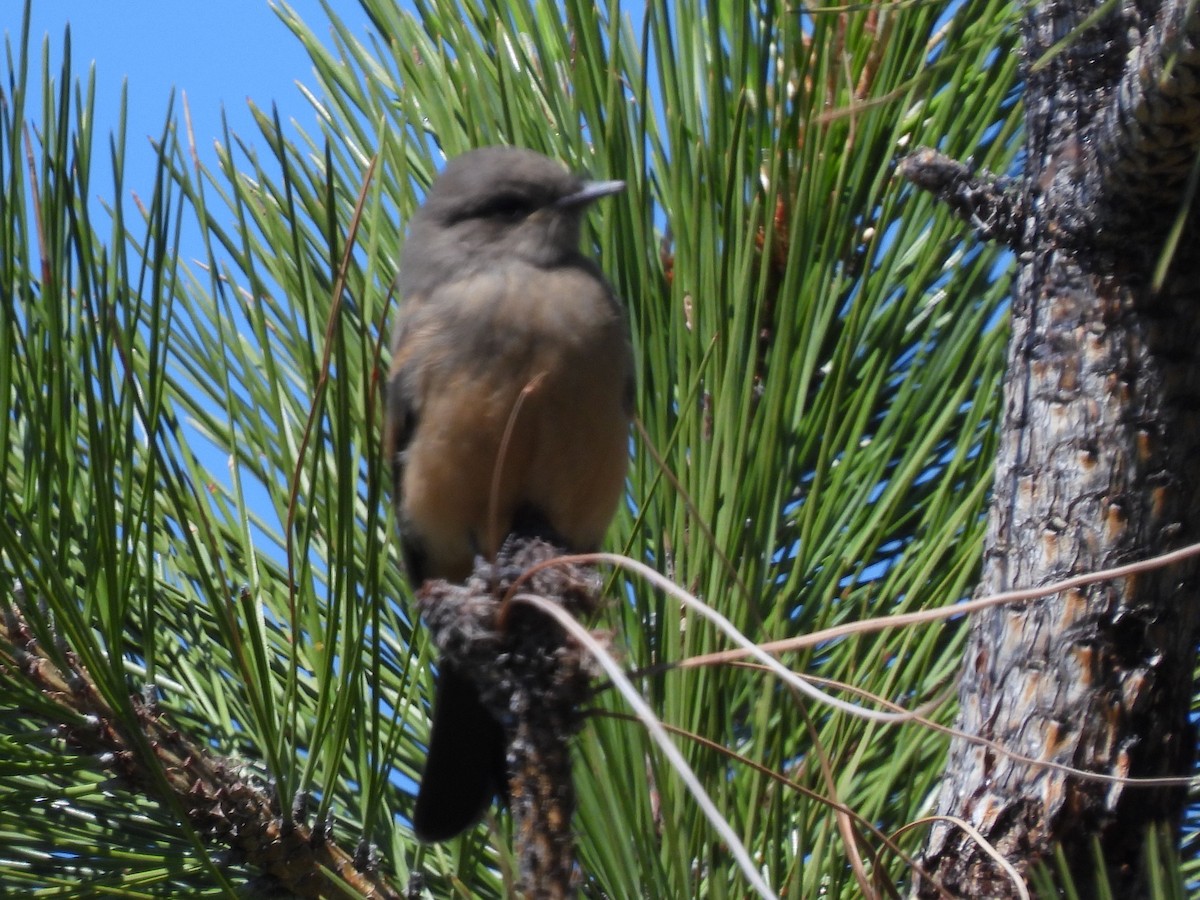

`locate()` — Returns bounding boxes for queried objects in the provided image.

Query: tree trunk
[905,0,1200,895]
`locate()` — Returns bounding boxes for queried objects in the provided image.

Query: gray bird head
[401,147,623,292]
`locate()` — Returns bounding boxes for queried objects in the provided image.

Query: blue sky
[8,2,381,529]
[17,1,372,211]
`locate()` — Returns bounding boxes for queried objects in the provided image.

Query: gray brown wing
[384,298,431,584]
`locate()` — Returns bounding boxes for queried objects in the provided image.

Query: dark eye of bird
[479,193,532,220]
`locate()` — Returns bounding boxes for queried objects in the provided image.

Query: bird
[384,146,634,842]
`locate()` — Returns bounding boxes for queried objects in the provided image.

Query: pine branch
[897,148,1027,247]
[0,588,402,900]
[417,538,607,899]
[1093,0,1200,224]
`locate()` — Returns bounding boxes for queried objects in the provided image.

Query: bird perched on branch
[385,146,634,842]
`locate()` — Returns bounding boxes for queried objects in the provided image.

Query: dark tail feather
[412,663,507,842]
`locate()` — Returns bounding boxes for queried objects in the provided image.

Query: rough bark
[903,0,1200,895]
